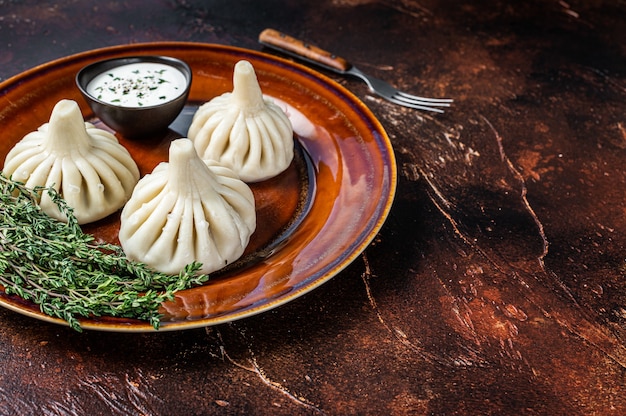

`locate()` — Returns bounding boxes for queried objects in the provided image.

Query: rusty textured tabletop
[1,1,626,415]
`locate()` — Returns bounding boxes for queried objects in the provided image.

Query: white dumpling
[2,99,140,224]
[118,138,256,275]
[187,60,294,182]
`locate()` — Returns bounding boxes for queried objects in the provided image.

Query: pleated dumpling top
[2,99,139,224]
[187,60,294,182]
[118,138,256,275]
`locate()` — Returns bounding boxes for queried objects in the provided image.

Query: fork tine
[384,95,447,113]
[391,92,452,109]
[395,91,454,103]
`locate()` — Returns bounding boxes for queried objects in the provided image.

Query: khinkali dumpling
[118,138,256,275]
[187,60,294,182]
[2,99,140,224]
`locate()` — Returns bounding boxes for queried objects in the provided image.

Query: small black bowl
[76,55,192,139]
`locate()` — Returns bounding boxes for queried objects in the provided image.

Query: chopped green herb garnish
[87,63,185,107]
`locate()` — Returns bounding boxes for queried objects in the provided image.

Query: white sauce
[86,62,187,107]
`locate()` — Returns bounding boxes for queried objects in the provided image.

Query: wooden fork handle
[259,28,351,73]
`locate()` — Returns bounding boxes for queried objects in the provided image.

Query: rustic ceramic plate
[0,42,396,332]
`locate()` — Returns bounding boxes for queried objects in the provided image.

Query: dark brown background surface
[1,1,626,415]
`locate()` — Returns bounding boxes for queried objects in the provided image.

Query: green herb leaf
[0,173,209,331]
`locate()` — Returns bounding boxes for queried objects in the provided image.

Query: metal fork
[258,28,453,113]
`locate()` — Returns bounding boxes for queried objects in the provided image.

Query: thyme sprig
[0,173,209,331]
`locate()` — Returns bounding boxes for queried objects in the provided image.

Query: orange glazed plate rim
[0,42,397,332]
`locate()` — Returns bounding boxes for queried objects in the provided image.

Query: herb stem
[0,173,209,331]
